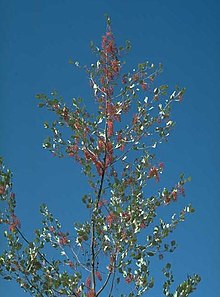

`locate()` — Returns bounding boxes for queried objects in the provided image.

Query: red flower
[67,144,78,156]
[102,35,107,49]
[62,107,69,121]
[98,199,108,208]
[122,212,131,222]
[164,195,171,205]
[84,149,92,160]
[105,154,113,168]
[125,273,134,284]
[9,214,21,232]
[84,149,97,163]
[106,212,117,227]
[96,271,102,281]
[171,189,178,201]
[178,185,185,196]
[83,148,104,175]
[177,94,183,101]
[67,261,74,268]
[106,31,112,37]
[117,133,122,142]
[97,137,105,151]
[132,114,138,125]
[49,226,55,232]
[140,222,146,229]
[159,254,164,260]
[111,59,120,74]
[106,40,115,54]
[100,76,105,85]
[107,119,114,137]
[141,82,147,90]
[58,234,68,245]
[53,104,60,110]
[86,276,91,288]
[158,162,164,169]
[102,86,113,96]
[0,185,5,195]
[11,192,15,199]
[106,140,113,153]
[108,254,115,272]
[95,161,104,176]
[107,102,115,116]
[86,289,95,297]
[148,167,159,182]
[117,133,124,151]
[122,75,127,84]
[103,68,114,81]
[132,73,139,82]
[74,121,81,130]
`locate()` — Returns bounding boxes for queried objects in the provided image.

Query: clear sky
[0,0,219,296]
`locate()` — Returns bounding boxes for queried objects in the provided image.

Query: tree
[0,16,200,297]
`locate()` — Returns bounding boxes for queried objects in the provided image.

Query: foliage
[0,17,200,297]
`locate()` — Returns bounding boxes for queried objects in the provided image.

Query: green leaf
[165,263,171,270]
[147,252,155,257]
[44,122,49,129]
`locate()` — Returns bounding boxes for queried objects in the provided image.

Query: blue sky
[0,0,219,296]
